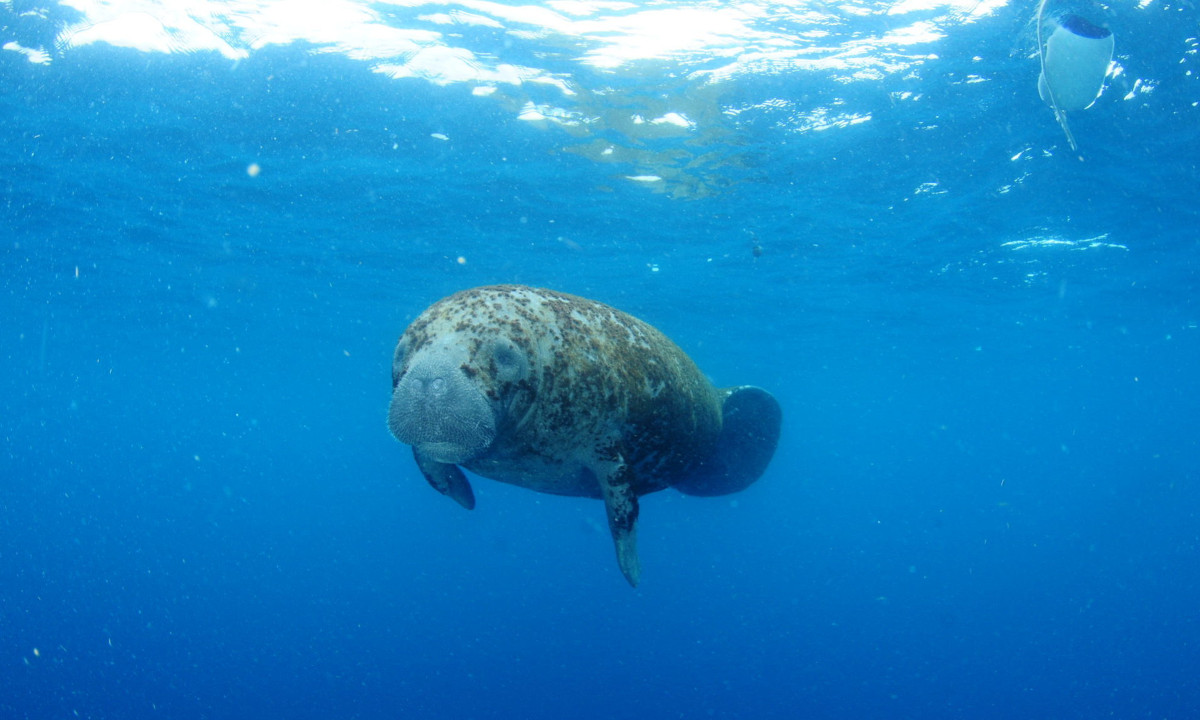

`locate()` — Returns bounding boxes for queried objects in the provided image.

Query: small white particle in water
[431,133,449,141]
[193,455,201,462]
[246,163,261,177]
[456,256,467,265]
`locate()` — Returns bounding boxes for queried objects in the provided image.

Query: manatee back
[505,286,724,492]
[419,286,719,492]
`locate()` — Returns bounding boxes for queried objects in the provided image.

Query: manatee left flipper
[413,448,476,510]
[594,456,641,587]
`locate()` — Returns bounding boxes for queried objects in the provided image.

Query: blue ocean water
[2,1,1198,718]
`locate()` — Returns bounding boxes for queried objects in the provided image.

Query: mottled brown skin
[388,285,764,586]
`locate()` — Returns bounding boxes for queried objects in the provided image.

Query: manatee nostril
[389,360,496,464]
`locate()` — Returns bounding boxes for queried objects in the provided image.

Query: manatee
[387,284,781,586]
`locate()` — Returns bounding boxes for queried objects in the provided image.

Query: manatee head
[387,300,534,465]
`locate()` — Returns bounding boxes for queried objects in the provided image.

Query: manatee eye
[490,338,528,383]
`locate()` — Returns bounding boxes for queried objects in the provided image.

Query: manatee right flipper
[413,449,476,510]
[594,456,641,587]
[675,386,782,497]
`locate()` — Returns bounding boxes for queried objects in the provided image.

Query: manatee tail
[675,386,782,497]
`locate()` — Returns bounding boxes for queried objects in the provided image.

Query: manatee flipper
[675,386,782,497]
[594,457,641,587]
[413,449,476,510]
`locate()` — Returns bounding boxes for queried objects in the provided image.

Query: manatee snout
[388,359,496,464]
